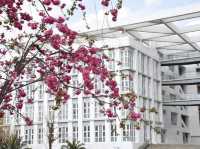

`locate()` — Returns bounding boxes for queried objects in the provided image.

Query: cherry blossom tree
[0,0,141,126]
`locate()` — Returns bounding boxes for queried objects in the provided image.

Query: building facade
[160,56,191,144]
[2,34,162,149]
[180,65,200,144]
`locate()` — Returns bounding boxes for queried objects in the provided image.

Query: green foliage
[0,134,25,149]
[61,140,86,149]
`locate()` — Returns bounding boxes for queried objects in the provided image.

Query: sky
[69,0,200,31]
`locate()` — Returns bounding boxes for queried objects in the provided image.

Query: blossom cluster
[0,0,141,126]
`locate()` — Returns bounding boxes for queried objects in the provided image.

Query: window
[155,102,160,122]
[72,123,78,141]
[153,60,157,77]
[83,98,90,119]
[72,77,79,96]
[161,129,166,143]
[15,110,21,124]
[147,78,151,97]
[95,122,105,142]
[121,75,133,92]
[4,111,11,124]
[26,84,34,98]
[94,76,105,94]
[59,124,68,143]
[123,122,134,141]
[38,102,43,122]
[25,127,34,144]
[183,133,189,144]
[197,85,200,94]
[37,125,43,144]
[181,115,189,127]
[138,52,141,72]
[153,81,159,100]
[196,68,200,73]
[142,76,145,96]
[72,99,78,119]
[141,54,144,73]
[138,75,142,95]
[25,104,34,121]
[120,48,133,68]
[107,50,115,71]
[48,101,54,121]
[198,106,200,125]
[58,103,68,121]
[111,121,117,142]
[95,101,104,118]
[83,123,90,142]
[15,126,21,138]
[38,83,44,99]
[171,112,178,125]
[146,57,150,75]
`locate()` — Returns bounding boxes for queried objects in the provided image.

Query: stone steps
[146,144,200,149]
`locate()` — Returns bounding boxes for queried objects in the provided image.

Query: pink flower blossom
[24,117,33,126]
[43,0,51,5]
[45,75,59,91]
[51,0,60,5]
[18,89,26,97]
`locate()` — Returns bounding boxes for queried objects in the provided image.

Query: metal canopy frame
[81,10,200,56]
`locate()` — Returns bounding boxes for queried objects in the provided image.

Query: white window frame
[123,122,134,141]
[58,103,68,121]
[38,83,44,99]
[95,122,105,142]
[83,122,90,142]
[48,101,54,121]
[38,102,43,122]
[37,125,43,144]
[111,121,117,142]
[72,99,78,120]
[72,123,78,141]
[107,50,115,71]
[58,124,68,143]
[120,48,133,69]
[83,98,90,119]
[25,127,34,144]
[25,104,34,121]
[95,101,104,118]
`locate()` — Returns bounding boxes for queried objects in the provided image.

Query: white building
[161,63,191,144]
[178,65,200,144]
[3,7,200,149]
[2,34,162,149]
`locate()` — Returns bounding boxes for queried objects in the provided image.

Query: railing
[163,72,200,81]
[185,94,200,100]
[160,52,200,61]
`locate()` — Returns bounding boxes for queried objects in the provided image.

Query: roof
[80,7,200,57]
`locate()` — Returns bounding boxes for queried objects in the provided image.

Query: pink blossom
[51,0,60,5]
[44,29,53,38]
[129,112,141,121]
[50,34,61,49]
[63,75,71,83]
[45,75,59,91]
[24,117,33,126]
[16,102,23,109]
[18,89,26,97]
[28,22,38,30]
[42,16,56,24]
[43,0,51,5]
[78,3,85,10]
[27,98,33,104]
